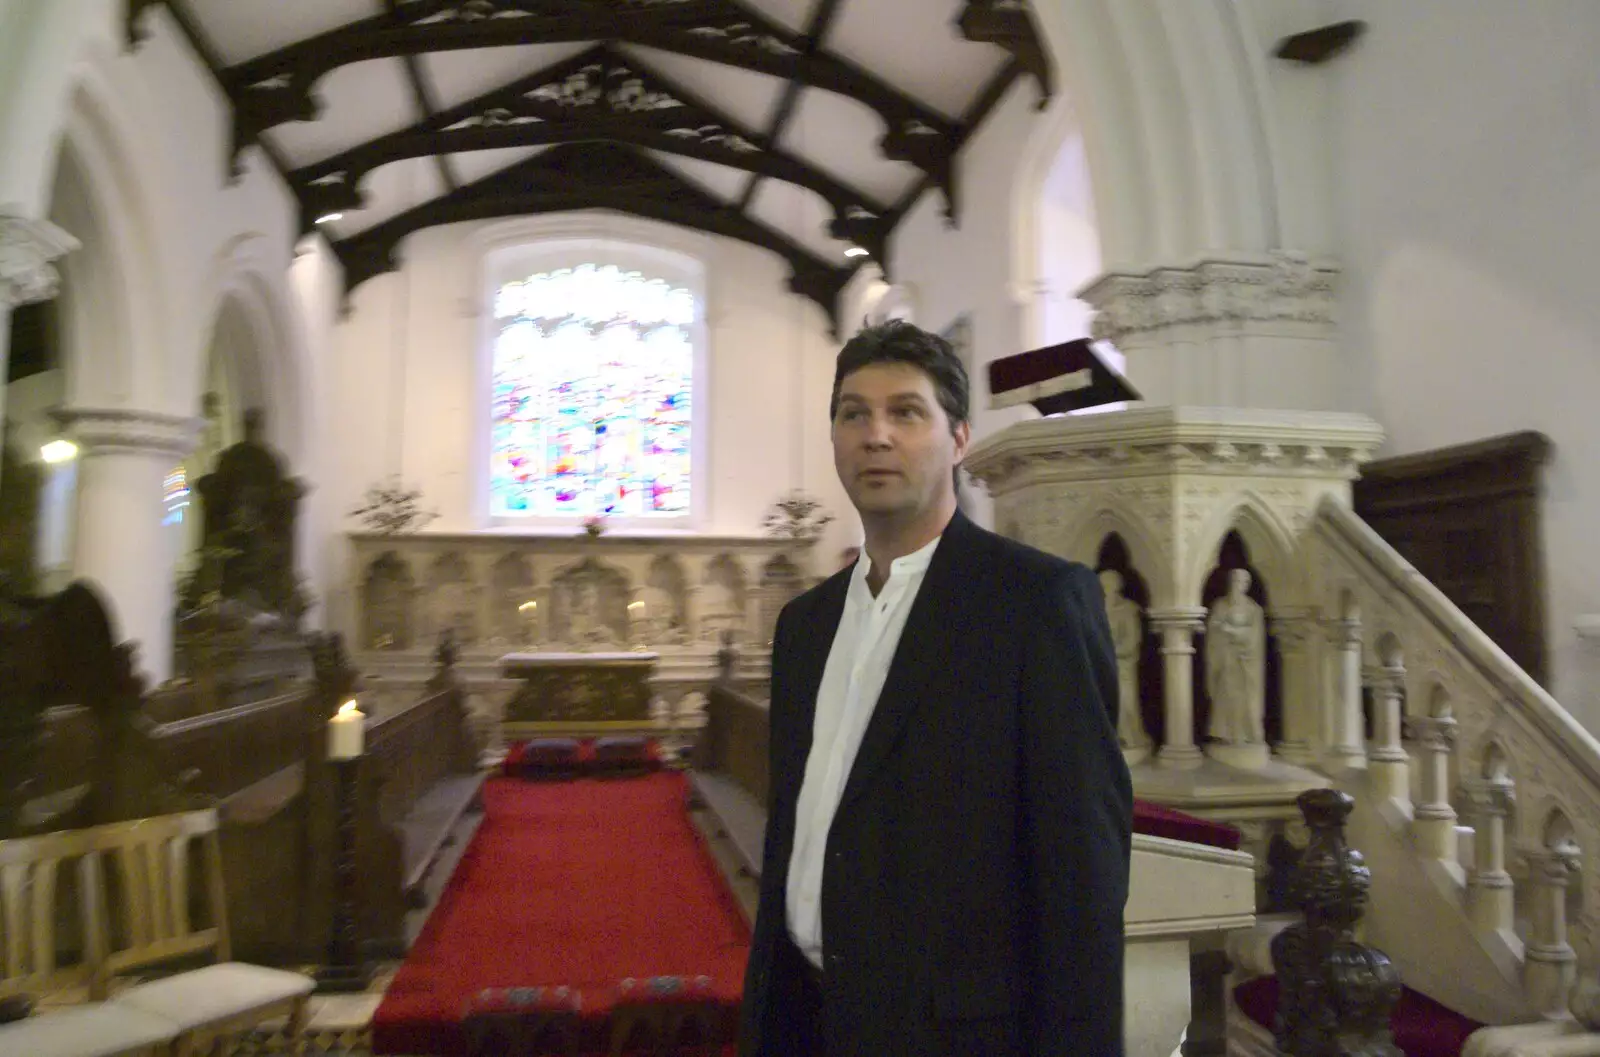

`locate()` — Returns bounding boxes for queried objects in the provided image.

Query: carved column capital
[1148,607,1207,633]
[1405,715,1458,753]
[1527,845,1581,888]
[1325,616,1363,649]
[1080,252,1340,347]
[1463,776,1516,817]
[55,407,202,459]
[1269,610,1318,652]
[0,206,79,308]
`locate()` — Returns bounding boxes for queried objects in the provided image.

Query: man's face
[831,362,969,522]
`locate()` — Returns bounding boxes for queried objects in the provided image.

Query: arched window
[482,236,706,530]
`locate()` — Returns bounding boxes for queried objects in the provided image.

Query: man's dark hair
[829,319,970,433]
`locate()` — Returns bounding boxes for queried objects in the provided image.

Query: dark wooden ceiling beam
[955,0,1054,108]
[220,0,959,186]
[290,42,891,236]
[882,57,1023,241]
[383,0,458,193]
[735,0,846,213]
[333,142,854,332]
[139,0,300,185]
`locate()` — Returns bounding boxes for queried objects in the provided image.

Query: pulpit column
[57,408,200,684]
[1327,618,1368,770]
[0,208,78,483]
[1369,665,1410,802]
[1465,777,1516,935]
[1149,609,1206,768]
[1524,845,1580,1018]
[1268,611,1316,765]
[1409,715,1459,862]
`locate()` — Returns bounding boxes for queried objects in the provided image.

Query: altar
[499,651,660,738]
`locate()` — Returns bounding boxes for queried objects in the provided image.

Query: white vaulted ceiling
[153,0,1048,326]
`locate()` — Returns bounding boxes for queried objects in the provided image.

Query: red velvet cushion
[464,985,584,1015]
[1233,976,1483,1057]
[1132,799,1242,850]
[614,975,718,1005]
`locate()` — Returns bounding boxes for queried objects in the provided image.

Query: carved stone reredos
[964,407,1384,610]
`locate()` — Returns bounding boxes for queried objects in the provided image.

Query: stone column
[1327,617,1368,770]
[1524,844,1580,1018]
[57,408,199,684]
[1409,715,1460,862]
[1368,666,1410,802]
[1149,608,1207,768]
[1465,777,1517,935]
[1269,610,1317,765]
[0,205,78,479]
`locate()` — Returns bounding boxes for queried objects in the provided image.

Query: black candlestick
[315,756,373,992]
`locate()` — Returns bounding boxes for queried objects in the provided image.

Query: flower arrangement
[582,513,608,538]
[762,490,834,542]
[349,477,438,535]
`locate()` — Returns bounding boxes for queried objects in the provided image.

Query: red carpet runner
[372,772,751,1055]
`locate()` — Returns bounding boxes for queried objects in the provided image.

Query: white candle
[328,699,365,760]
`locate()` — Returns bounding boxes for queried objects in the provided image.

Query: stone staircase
[1227,498,1600,1054]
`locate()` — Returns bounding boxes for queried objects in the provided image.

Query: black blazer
[738,510,1133,1057]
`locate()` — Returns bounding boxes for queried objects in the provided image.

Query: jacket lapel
[835,510,978,814]
[780,572,849,802]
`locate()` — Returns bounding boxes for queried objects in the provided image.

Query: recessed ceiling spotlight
[844,245,869,258]
[316,212,344,225]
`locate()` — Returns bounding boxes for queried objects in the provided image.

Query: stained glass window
[489,263,696,520]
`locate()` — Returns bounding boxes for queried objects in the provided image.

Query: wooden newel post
[1270,788,1402,1057]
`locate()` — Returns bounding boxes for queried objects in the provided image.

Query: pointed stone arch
[193,233,311,467]
[51,71,173,411]
[1183,491,1300,609]
[1060,502,1173,607]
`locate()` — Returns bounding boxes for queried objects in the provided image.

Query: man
[739,320,1133,1056]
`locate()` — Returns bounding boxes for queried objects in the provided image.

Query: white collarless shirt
[785,533,943,968]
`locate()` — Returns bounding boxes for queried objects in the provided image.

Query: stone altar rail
[347,531,816,657]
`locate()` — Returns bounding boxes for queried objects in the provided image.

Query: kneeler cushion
[1131,799,1242,850]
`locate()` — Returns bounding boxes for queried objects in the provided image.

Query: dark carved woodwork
[696,681,770,809]
[736,0,847,213]
[1352,431,1551,685]
[1270,789,1401,1057]
[221,0,958,183]
[957,0,1054,108]
[332,141,854,332]
[1274,21,1368,65]
[1,581,478,967]
[290,43,891,234]
[884,58,1023,230]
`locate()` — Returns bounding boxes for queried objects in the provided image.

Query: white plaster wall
[888,82,1083,530]
[1331,0,1600,723]
[320,220,857,634]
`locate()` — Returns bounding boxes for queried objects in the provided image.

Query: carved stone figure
[1205,568,1266,744]
[1099,570,1150,751]
[193,409,306,621]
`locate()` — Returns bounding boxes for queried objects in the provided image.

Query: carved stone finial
[1270,788,1402,1057]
